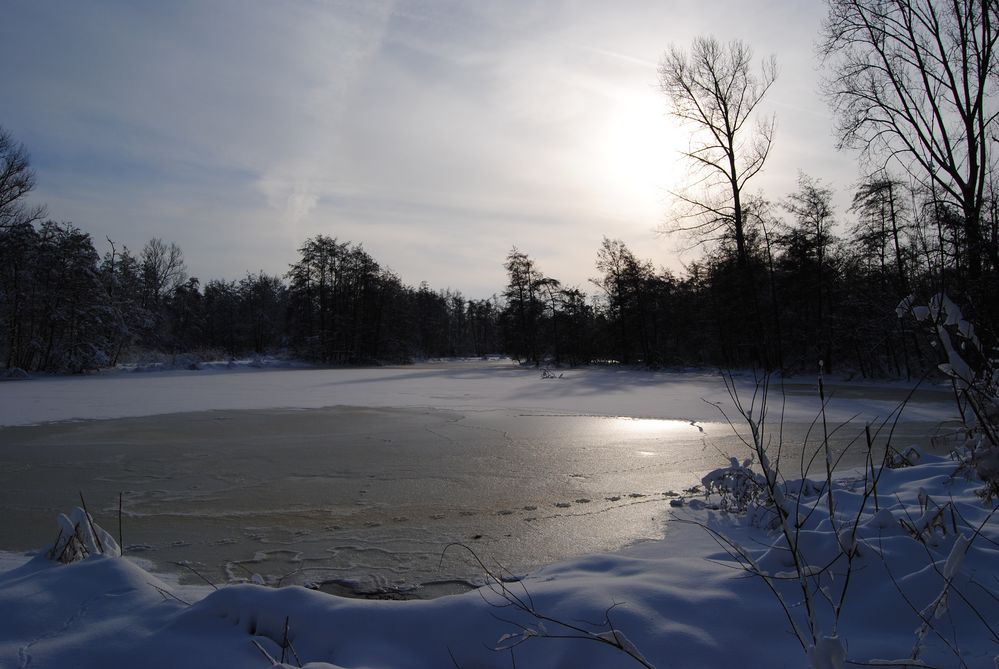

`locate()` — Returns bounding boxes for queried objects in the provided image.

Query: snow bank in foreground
[2,456,995,668]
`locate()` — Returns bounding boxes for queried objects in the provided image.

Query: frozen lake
[0,362,957,596]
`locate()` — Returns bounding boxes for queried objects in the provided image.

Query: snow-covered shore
[1,362,994,667]
[1,455,996,668]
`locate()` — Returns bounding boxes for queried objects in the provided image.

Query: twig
[147,582,191,606]
[250,639,277,665]
[78,491,105,554]
[118,491,124,554]
[876,533,968,668]
[280,615,302,666]
[442,543,655,668]
[47,527,66,561]
[173,561,218,591]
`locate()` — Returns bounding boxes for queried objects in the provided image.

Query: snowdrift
[1,455,996,668]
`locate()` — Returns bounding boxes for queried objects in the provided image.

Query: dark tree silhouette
[658,36,777,269]
[0,126,45,229]
[850,173,911,293]
[821,0,999,280]
[500,248,545,364]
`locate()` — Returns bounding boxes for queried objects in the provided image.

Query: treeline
[500,173,998,375]
[285,235,499,364]
[1,128,511,372]
[0,220,294,372]
[4,127,998,376]
[0,229,500,374]
[2,132,996,376]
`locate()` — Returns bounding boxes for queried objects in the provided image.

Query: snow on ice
[0,362,995,667]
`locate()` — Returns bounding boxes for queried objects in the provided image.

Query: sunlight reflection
[609,417,694,435]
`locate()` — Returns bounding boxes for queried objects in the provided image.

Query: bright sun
[596,87,684,220]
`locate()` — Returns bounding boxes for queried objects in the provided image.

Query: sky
[1,0,857,298]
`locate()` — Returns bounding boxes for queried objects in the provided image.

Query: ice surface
[0,399,955,593]
[2,361,990,668]
[0,360,957,427]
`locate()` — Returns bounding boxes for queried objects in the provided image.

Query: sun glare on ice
[610,417,692,434]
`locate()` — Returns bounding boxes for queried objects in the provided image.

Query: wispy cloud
[1,0,855,297]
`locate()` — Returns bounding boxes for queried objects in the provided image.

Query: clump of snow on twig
[47,506,121,563]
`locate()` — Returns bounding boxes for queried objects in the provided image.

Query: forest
[1,0,997,378]
[1,155,990,377]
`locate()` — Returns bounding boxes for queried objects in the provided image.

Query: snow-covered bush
[692,371,999,668]
[0,367,30,381]
[700,457,767,513]
[899,293,999,499]
[46,506,121,564]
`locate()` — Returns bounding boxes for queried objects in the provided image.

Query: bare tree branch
[658,37,777,267]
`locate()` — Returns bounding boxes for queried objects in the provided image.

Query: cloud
[1,0,855,298]
[250,1,397,231]
[257,177,322,226]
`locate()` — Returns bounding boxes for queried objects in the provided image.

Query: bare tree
[850,172,912,292]
[140,238,187,304]
[821,0,999,279]
[0,126,45,228]
[658,37,777,268]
